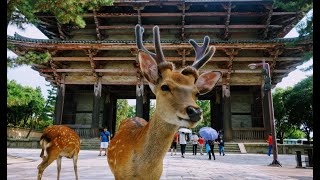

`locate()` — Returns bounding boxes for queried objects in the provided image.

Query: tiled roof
[7,33,311,44]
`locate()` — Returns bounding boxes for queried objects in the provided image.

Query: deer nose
[186,106,203,122]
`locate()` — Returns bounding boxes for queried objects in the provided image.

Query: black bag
[208,140,215,146]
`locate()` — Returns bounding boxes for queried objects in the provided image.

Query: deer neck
[142,110,179,161]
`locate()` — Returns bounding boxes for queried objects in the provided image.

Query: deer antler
[189,36,216,69]
[135,24,166,64]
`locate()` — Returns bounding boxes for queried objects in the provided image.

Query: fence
[232,128,266,141]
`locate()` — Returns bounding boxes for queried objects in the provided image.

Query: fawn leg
[37,148,60,180]
[73,153,79,180]
[57,156,62,180]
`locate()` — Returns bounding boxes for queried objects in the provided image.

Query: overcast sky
[7,10,313,102]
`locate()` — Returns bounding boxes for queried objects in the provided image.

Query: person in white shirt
[179,132,187,158]
[191,132,199,155]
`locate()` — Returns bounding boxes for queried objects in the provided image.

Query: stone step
[79,139,241,153]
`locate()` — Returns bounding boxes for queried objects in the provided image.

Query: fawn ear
[138,50,160,91]
[196,71,221,95]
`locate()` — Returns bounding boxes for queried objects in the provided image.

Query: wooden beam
[49,60,61,85]
[98,24,282,29]
[57,22,67,40]
[52,56,303,62]
[262,5,273,39]
[277,15,301,38]
[86,49,99,78]
[181,3,186,40]
[11,42,289,51]
[222,2,234,40]
[39,68,291,74]
[80,11,297,18]
[93,10,103,40]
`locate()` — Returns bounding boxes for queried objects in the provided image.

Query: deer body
[37,125,80,180]
[107,25,221,180]
[108,115,178,179]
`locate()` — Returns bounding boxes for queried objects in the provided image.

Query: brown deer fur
[107,25,221,180]
[37,125,80,180]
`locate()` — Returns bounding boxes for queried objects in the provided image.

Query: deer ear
[196,71,221,95]
[138,50,160,85]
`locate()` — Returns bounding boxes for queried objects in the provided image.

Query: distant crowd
[170,129,225,160]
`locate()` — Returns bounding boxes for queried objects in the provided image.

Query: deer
[37,125,80,180]
[107,24,221,180]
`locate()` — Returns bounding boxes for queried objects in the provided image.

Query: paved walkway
[7,148,312,180]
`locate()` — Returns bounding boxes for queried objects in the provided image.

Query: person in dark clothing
[207,140,216,160]
[218,139,225,156]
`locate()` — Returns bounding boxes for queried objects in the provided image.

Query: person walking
[170,132,179,156]
[191,132,199,155]
[267,133,273,156]
[207,139,216,160]
[198,136,205,155]
[99,127,111,156]
[179,132,187,158]
[218,138,225,156]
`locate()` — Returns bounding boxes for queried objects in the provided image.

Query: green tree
[284,76,313,144]
[274,0,312,13]
[288,129,306,139]
[116,99,130,131]
[7,0,113,28]
[7,80,46,129]
[273,87,298,144]
[127,105,136,118]
[196,100,211,129]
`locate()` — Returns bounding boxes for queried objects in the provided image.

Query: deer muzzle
[186,106,203,122]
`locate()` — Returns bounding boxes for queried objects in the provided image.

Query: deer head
[136,25,221,128]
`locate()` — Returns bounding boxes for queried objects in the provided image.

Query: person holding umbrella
[199,127,218,160]
[179,132,188,158]
[207,139,216,160]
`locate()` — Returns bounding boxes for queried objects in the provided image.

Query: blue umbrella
[199,127,218,141]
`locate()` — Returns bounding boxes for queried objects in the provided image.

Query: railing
[232,128,266,141]
[64,124,100,139]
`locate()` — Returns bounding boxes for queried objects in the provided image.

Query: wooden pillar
[262,90,271,136]
[222,84,232,141]
[92,78,102,128]
[211,88,223,131]
[54,83,65,125]
[103,89,112,132]
[112,98,117,137]
[143,94,150,121]
[210,96,215,129]
[136,80,144,118]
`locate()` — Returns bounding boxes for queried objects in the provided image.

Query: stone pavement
[7,148,312,180]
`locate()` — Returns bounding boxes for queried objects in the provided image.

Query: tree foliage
[274,0,312,13]
[7,0,113,28]
[7,50,52,68]
[284,76,313,143]
[273,76,313,144]
[196,100,211,129]
[273,87,297,143]
[7,80,56,131]
[116,99,134,131]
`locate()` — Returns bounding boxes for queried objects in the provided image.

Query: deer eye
[161,85,171,92]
